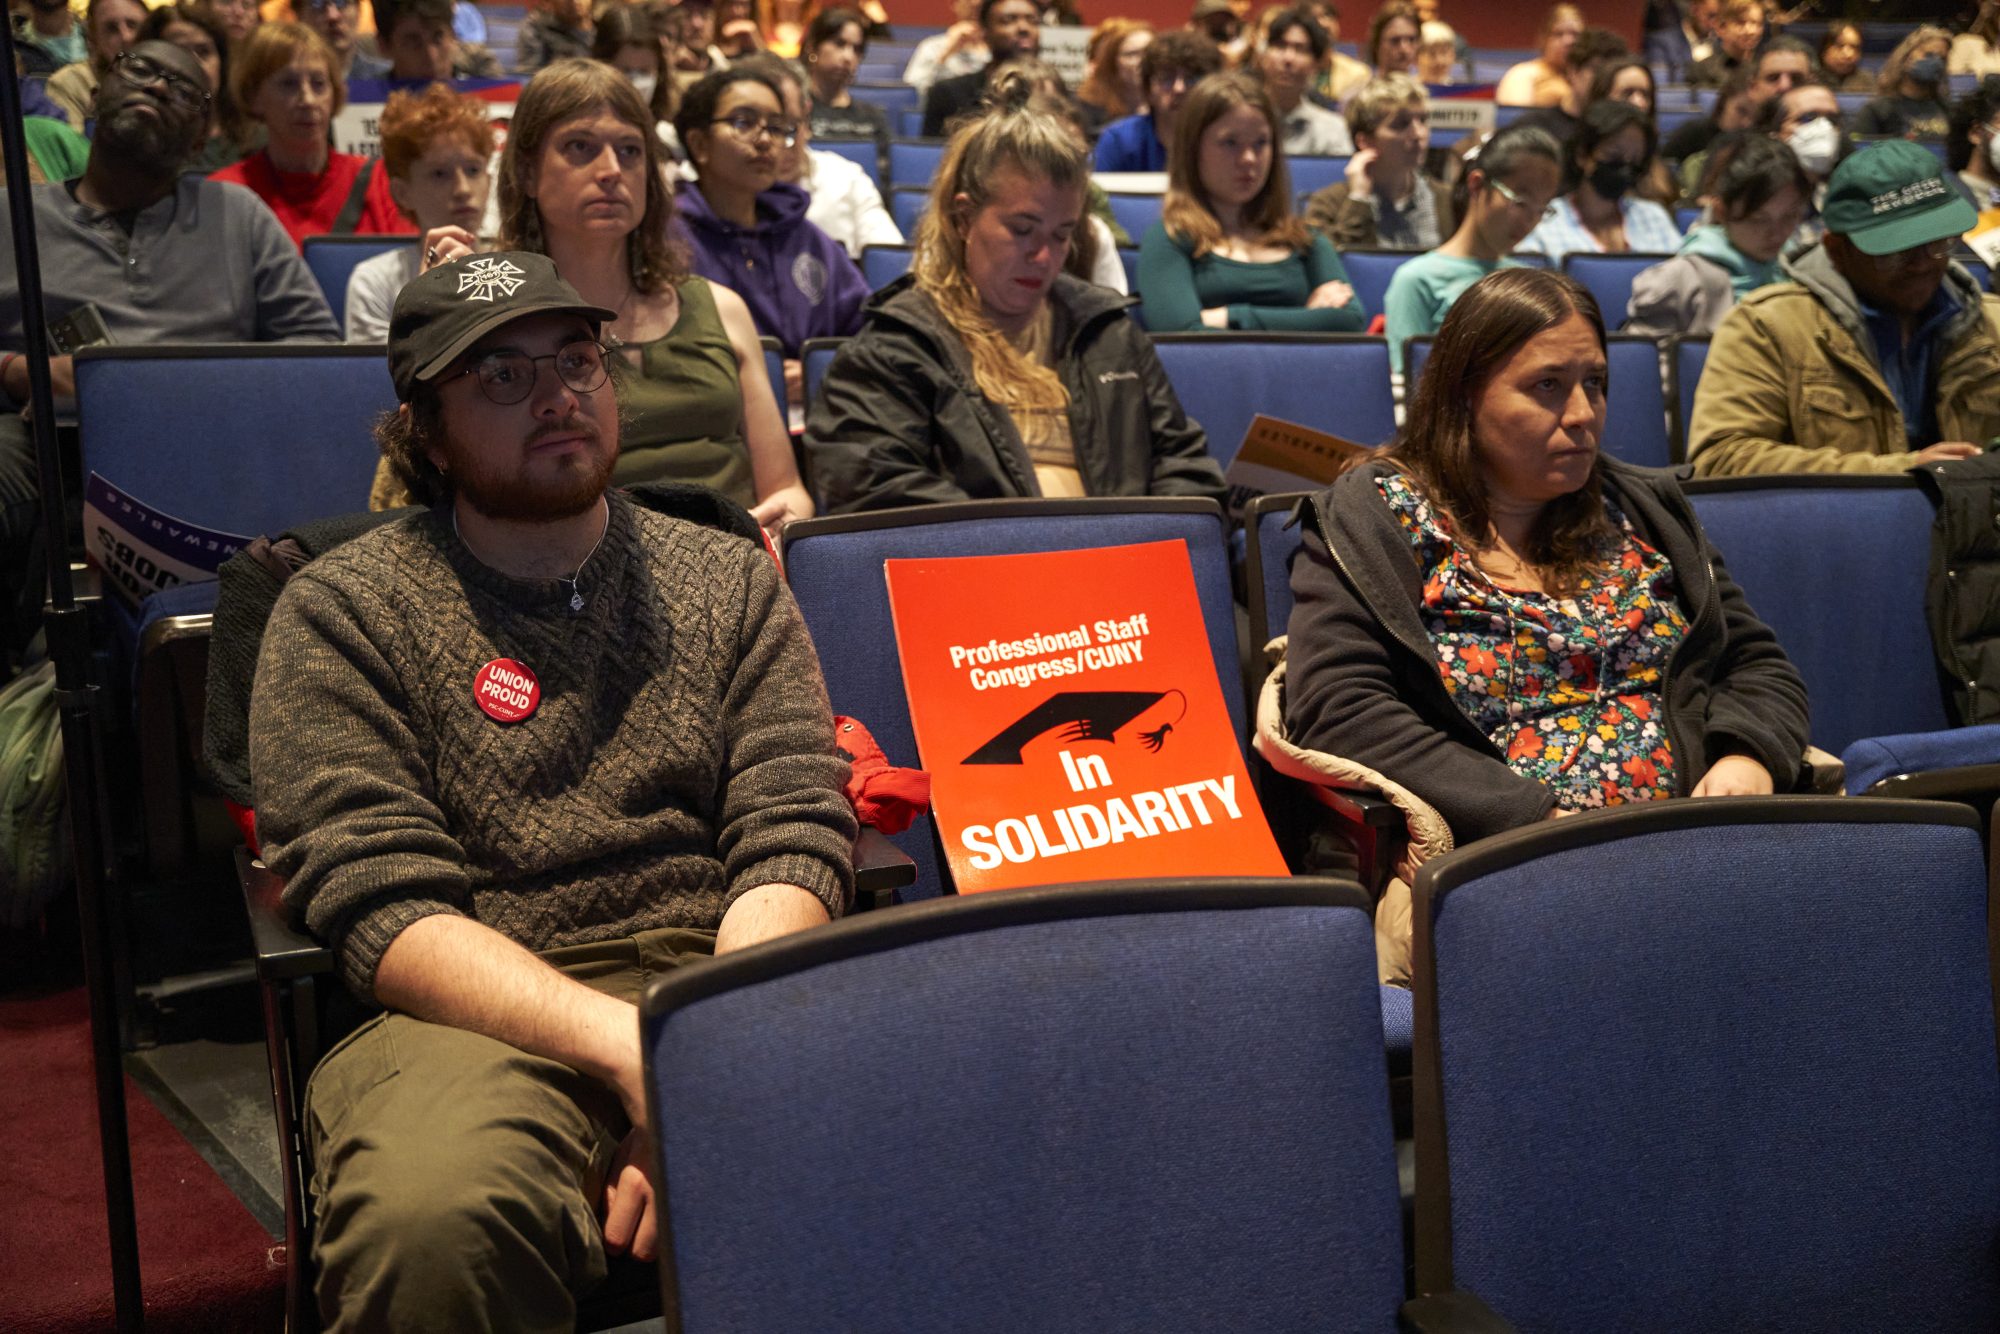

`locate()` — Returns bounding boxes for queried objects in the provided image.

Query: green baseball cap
[1822,140,1977,256]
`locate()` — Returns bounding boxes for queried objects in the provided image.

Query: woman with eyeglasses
[209,23,408,249]
[1625,135,1809,337]
[1382,123,1562,375]
[381,59,812,532]
[137,2,256,171]
[1137,72,1365,333]
[674,65,868,411]
[1516,99,1682,269]
[1282,266,1807,983]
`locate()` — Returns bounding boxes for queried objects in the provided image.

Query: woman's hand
[1306,280,1354,310]
[749,482,815,535]
[783,357,804,410]
[940,19,980,55]
[1690,754,1776,798]
[1199,306,1229,329]
[420,225,479,272]
[1343,147,1377,199]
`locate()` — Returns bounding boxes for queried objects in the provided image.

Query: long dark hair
[1391,267,1614,593]
[1162,72,1308,258]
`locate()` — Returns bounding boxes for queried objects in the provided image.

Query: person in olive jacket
[805,73,1225,513]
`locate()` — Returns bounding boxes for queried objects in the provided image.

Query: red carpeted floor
[0,986,284,1334]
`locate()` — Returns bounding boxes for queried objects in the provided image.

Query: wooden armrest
[236,845,335,982]
[1308,782,1407,829]
[853,826,916,912]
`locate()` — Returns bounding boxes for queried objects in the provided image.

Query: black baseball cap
[387,251,617,401]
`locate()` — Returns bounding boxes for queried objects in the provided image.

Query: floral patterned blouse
[1378,473,1691,811]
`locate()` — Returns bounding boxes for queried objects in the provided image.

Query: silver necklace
[453,504,609,614]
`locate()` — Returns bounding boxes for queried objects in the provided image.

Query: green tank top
[610,276,753,506]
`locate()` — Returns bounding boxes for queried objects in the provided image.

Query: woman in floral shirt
[1284,267,1809,981]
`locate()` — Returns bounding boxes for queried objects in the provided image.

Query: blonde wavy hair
[913,70,1089,417]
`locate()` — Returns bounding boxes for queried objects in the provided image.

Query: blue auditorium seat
[301,235,408,318]
[1150,334,1397,468]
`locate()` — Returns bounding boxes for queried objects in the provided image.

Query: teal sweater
[1136,221,1367,332]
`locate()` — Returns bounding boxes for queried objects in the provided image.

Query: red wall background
[890,0,1649,51]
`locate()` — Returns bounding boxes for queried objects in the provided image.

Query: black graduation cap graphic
[962,690,1189,765]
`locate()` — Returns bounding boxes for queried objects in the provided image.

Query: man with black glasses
[0,39,334,667]
[247,252,854,1329]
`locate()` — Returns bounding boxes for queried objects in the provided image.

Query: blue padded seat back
[888,139,944,186]
[1563,252,1675,331]
[1672,334,1708,455]
[760,342,786,423]
[1839,722,2000,793]
[1288,154,1349,198]
[814,136,881,188]
[75,348,398,539]
[1688,480,1945,752]
[1425,811,2000,1331]
[1249,498,1307,647]
[1151,335,1395,469]
[649,892,1404,1331]
[1339,249,1415,321]
[1105,192,1162,243]
[301,235,406,314]
[889,185,927,235]
[800,338,844,411]
[860,243,914,289]
[1408,334,1670,467]
[783,504,1239,899]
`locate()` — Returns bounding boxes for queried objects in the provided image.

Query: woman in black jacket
[804,71,1225,513]
[1284,268,1809,979]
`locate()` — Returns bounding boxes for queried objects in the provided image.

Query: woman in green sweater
[1136,72,1365,332]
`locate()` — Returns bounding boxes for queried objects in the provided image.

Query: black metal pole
[0,26,144,1334]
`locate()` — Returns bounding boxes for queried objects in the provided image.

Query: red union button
[473,658,540,723]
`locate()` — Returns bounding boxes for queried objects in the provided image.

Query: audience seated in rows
[1517,99,1682,265]
[43,0,145,129]
[1625,134,1807,337]
[346,84,495,340]
[760,55,901,262]
[1686,0,1760,90]
[0,38,336,664]
[1642,0,1712,84]
[254,251,855,1329]
[921,0,1037,136]
[1854,26,1951,142]
[1661,62,1756,178]
[1586,57,1679,205]
[1416,18,1457,84]
[205,0,260,52]
[901,0,987,94]
[1093,28,1220,173]
[1302,74,1449,250]
[674,64,868,397]
[1312,0,1371,102]
[383,59,810,530]
[1256,7,1352,158]
[1284,267,1809,981]
[140,3,256,172]
[1751,80,1840,239]
[1495,3,1582,113]
[1951,77,2000,261]
[372,0,502,91]
[806,79,1223,512]
[1364,2,1420,82]
[1137,73,1364,331]
[1819,20,1875,93]
[1691,141,2000,476]
[803,7,893,158]
[1383,124,1561,372]
[210,23,411,248]
[300,0,389,84]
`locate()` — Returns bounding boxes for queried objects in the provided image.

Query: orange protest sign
[886,540,1287,893]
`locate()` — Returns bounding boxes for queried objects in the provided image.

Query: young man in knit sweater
[247,251,856,1330]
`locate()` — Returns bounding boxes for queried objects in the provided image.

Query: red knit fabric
[209,149,414,250]
[833,716,931,835]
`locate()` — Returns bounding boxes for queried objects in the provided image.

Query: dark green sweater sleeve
[1232,234,1367,332]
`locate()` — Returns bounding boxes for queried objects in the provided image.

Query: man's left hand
[1690,754,1775,798]
[601,1126,658,1261]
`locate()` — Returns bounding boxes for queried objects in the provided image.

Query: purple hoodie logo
[791,253,829,304]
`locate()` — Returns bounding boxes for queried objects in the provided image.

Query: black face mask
[1587,159,1642,199]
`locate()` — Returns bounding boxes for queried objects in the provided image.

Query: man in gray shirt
[0,39,337,667]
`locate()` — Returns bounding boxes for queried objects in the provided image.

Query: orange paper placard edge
[886,540,1287,893]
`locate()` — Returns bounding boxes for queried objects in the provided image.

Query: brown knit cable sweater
[248,490,856,1001]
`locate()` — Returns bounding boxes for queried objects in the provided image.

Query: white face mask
[1787,117,1839,178]
[628,72,658,104]
[1985,128,2000,177]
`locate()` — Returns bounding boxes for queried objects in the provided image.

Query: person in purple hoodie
[675,63,868,411]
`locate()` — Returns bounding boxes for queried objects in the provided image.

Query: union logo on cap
[457,257,528,303]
